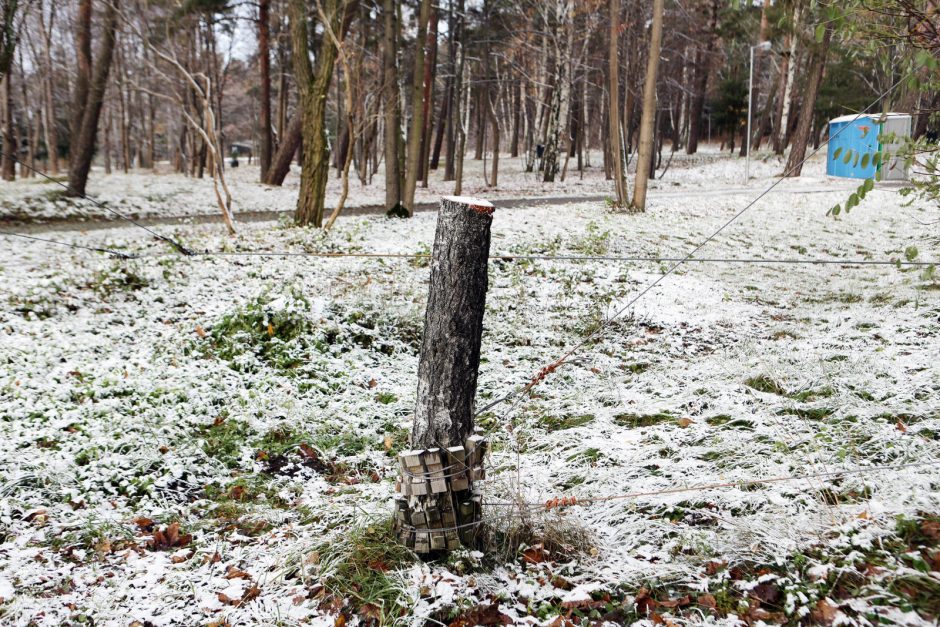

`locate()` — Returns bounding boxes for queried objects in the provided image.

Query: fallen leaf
[368,378,378,388]
[750,582,781,606]
[195,325,206,338]
[448,602,512,626]
[522,544,548,564]
[267,323,274,337]
[704,560,727,575]
[698,594,717,610]
[225,565,251,579]
[677,417,694,428]
[896,420,907,432]
[811,598,838,625]
[147,522,192,551]
[334,615,346,627]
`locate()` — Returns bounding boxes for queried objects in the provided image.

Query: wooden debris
[394,438,487,553]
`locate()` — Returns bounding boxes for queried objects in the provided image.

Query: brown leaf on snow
[656,596,691,608]
[368,378,378,389]
[676,417,694,428]
[218,584,260,606]
[195,325,207,338]
[522,544,549,564]
[333,615,346,627]
[921,519,940,542]
[225,565,251,579]
[170,550,195,564]
[147,522,192,551]
[704,560,727,575]
[133,517,155,532]
[896,420,907,432]
[697,594,717,610]
[448,603,512,626]
[750,582,781,606]
[811,599,838,625]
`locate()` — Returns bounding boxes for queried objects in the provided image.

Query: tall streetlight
[745,40,772,184]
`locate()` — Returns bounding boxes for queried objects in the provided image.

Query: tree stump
[396,195,494,553]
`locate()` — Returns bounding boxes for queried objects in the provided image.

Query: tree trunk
[608,0,628,207]
[40,0,59,174]
[402,0,431,213]
[541,0,573,183]
[382,0,403,212]
[265,110,302,185]
[784,23,830,177]
[412,196,494,449]
[1,74,14,181]
[419,5,438,187]
[291,0,345,227]
[776,0,803,154]
[69,0,92,158]
[258,0,273,180]
[67,0,119,197]
[632,0,663,210]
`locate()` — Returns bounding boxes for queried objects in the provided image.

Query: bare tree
[401,0,431,214]
[631,0,663,211]
[541,0,573,183]
[67,0,119,197]
[607,0,628,206]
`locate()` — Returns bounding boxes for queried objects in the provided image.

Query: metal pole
[746,45,754,184]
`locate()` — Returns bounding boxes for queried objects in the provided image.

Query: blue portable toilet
[826,113,911,180]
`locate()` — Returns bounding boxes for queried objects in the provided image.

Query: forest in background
[0,0,938,224]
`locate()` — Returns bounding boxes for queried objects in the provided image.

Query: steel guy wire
[482,71,914,421]
[482,459,940,511]
[131,249,936,266]
[0,228,133,259]
[0,150,194,255]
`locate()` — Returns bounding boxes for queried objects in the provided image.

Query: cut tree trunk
[412,195,494,449]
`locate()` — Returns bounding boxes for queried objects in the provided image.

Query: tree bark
[631,0,663,210]
[67,0,119,197]
[541,0,573,183]
[291,0,346,227]
[258,0,273,180]
[1,73,14,181]
[419,5,438,187]
[608,0,628,207]
[382,0,402,212]
[265,110,301,185]
[784,23,830,177]
[402,0,431,213]
[412,196,494,449]
[686,0,719,154]
[776,0,803,154]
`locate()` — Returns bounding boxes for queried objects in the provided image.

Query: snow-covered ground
[1,146,848,223]
[1,152,938,625]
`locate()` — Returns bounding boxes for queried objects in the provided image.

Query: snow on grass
[0,157,938,625]
[1,148,852,223]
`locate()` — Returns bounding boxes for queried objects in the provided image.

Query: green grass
[744,375,787,395]
[613,412,673,428]
[539,414,595,431]
[312,519,416,624]
[195,418,254,468]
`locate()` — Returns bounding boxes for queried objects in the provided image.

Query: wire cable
[0,228,133,259]
[0,151,194,255]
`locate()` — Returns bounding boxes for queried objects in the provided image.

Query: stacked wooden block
[394,434,487,553]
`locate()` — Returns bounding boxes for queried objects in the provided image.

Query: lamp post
[746,40,772,184]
